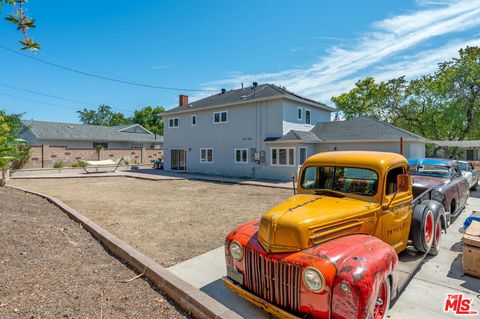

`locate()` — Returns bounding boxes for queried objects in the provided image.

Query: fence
[23,144,163,169]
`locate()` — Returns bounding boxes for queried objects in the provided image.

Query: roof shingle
[164,84,333,114]
[22,120,162,143]
[310,117,425,141]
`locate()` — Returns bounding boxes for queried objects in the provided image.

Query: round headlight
[229,241,243,261]
[303,267,325,292]
[431,190,444,202]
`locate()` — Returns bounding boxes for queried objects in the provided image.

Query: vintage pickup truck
[223,151,446,319]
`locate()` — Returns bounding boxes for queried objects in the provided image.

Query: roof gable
[118,123,153,135]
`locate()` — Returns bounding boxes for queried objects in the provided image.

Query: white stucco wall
[163,98,330,181]
[406,142,426,158]
[282,100,331,134]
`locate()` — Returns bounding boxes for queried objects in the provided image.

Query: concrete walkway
[169,194,480,318]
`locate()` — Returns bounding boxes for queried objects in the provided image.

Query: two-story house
[162,83,426,181]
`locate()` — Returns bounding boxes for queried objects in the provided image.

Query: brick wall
[22,145,163,168]
[26,145,43,168]
[146,149,164,162]
[471,161,480,170]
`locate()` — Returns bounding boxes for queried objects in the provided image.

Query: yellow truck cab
[224,151,446,319]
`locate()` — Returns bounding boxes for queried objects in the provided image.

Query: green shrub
[71,160,87,168]
[53,161,64,169]
[11,144,31,169]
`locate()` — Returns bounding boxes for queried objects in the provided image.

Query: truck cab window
[386,167,404,195]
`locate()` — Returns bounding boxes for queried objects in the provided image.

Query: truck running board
[393,246,428,299]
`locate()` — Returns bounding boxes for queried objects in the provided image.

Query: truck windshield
[301,166,378,196]
[410,164,449,178]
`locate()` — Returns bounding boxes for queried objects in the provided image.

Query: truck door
[381,165,413,253]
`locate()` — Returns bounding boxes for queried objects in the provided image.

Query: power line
[0,43,217,93]
[0,33,122,79]
[0,82,92,106]
[0,92,86,111]
[0,82,134,113]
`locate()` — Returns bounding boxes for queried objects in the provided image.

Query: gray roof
[266,130,321,143]
[164,84,334,114]
[310,117,425,142]
[431,140,480,148]
[22,120,163,143]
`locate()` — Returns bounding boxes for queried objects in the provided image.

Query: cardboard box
[463,221,480,278]
[463,245,480,278]
[463,220,480,248]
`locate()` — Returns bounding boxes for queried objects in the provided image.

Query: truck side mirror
[397,174,409,193]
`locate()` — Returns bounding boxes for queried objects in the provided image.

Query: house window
[305,110,311,125]
[299,147,307,165]
[213,111,228,123]
[235,148,248,164]
[93,142,108,149]
[200,148,213,163]
[271,147,295,166]
[297,107,302,120]
[191,115,197,126]
[169,118,179,128]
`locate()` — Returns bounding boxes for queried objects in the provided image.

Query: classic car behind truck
[457,160,480,191]
[409,158,469,221]
[223,151,447,319]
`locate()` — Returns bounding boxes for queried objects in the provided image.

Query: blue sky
[1,0,479,123]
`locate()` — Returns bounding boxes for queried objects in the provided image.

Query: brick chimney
[179,94,189,107]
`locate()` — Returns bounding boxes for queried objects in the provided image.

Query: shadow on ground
[201,279,271,319]
[447,250,480,293]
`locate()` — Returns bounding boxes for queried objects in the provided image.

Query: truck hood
[258,194,379,253]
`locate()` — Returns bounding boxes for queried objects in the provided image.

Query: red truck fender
[305,234,398,319]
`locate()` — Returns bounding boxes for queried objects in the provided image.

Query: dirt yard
[0,187,188,319]
[10,177,291,266]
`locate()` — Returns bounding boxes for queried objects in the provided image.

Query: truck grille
[244,247,302,313]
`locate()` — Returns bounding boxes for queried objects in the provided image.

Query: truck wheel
[428,215,442,256]
[373,277,391,319]
[412,205,434,253]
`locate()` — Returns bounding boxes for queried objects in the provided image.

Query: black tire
[429,215,442,256]
[471,181,478,191]
[411,204,435,253]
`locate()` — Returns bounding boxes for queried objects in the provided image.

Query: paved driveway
[169,192,480,318]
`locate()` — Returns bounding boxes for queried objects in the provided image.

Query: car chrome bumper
[222,277,302,319]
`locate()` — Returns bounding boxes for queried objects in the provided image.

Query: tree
[1,0,39,50]
[131,106,165,135]
[0,110,30,185]
[331,46,480,157]
[77,105,131,126]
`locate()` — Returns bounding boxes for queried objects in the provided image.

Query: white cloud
[152,65,172,70]
[200,0,480,105]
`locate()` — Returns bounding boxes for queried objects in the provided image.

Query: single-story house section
[429,140,480,161]
[161,83,427,181]
[20,120,163,168]
[269,116,426,159]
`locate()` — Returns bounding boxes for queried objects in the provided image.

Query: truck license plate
[227,266,244,285]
